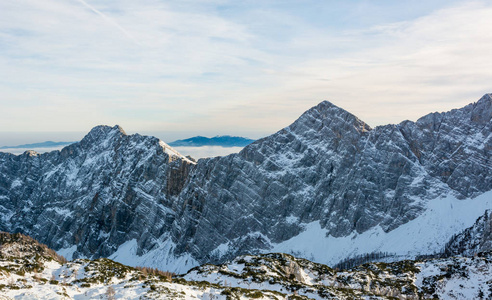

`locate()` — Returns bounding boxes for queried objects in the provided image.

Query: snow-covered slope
[2,232,492,300]
[271,190,492,266]
[0,95,491,273]
[185,251,492,300]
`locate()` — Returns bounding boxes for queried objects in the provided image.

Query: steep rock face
[173,102,378,260]
[174,96,492,263]
[0,125,194,259]
[399,93,492,198]
[0,95,491,271]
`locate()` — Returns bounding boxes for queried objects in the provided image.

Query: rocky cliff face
[173,95,492,264]
[0,125,194,260]
[0,95,490,272]
[399,95,492,198]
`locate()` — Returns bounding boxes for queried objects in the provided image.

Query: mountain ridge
[0,141,74,150]
[0,95,490,274]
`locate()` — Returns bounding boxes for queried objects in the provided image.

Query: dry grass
[135,266,174,282]
[0,231,68,264]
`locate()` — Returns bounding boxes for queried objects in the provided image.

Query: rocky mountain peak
[79,124,127,148]
[21,150,39,157]
[476,92,492,104]
[291,100,371,135]
[238,100,371,165]
[471,93,492,124]
[416,93,492,127]
[75,124,193,165]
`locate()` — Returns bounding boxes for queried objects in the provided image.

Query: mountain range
[0,94,490,275]
[0,141,74,149]
[0,136,253,151]
[168,135,255,147]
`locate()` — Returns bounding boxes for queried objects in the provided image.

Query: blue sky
[1,0,491,144]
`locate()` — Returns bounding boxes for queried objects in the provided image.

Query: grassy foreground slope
[0,232,491,299]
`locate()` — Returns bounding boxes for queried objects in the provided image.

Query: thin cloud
[0,0,491,135]
[74,0,141,45]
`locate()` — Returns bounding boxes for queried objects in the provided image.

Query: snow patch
[286,215,298,224]
[211,242,230,258]
[10,179,22,189]
[57,245,77,261]
[159,140,196,164]
[46,207,74,218]
[271,190,492,266]
[109,238,198,274]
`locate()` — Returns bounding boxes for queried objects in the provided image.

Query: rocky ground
[1,232,491,299]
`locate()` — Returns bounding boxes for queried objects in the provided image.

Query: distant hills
[168,135,255,147]
[0,136,253,150]
[0,141,73,149]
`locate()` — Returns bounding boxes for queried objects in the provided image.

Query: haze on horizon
[1,0,492,145]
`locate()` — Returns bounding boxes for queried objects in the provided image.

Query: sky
[1,0,492,145]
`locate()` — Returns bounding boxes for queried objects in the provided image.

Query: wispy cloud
[0,0,491,138]
[273,1,492,125]
[74,0,140,45]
